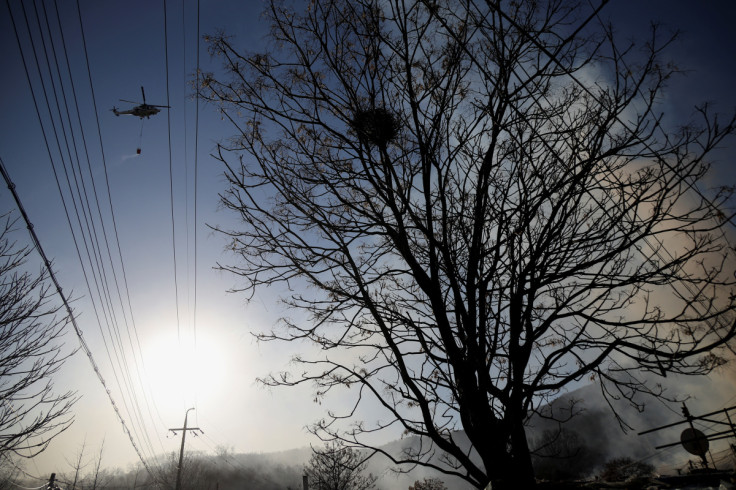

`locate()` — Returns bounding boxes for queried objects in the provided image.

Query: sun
[141,329,229,410]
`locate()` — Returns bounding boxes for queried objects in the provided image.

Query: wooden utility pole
[169,407,202,490]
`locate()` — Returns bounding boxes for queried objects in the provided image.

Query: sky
[1,0,736,482]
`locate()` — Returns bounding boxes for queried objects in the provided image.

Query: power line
[29,1,154,456]
[6,0,167,472]
[8,0,224,473]
[71,0,169,460]
[162,0,205,420]
[162,0,183,359]
[43,0,157,464]
[193,0,202,426]
[15,0,145,450]
[0,154,158,483]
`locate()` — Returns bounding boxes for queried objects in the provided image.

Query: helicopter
[111,86,169,119]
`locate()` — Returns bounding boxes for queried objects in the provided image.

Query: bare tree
[0,455,22,490]
[154,450,216,490]
[86,439,106,490]
[201,0,736,488]
[304,442,376,490]
[599,457,654,482]
[63,439,108,490]
[0,213,76,458]
[409,477,447,490]
[64,439,89,490]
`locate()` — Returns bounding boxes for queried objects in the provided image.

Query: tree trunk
[483,423,536,489]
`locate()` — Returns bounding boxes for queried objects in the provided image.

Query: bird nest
[351,107,399,148]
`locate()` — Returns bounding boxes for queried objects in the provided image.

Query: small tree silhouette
[0,213,76,458]
[304,442,376,490]
[409,477,447,490]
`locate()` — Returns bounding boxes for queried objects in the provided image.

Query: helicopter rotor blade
[141,86,146,104]
[150,105,171,108]
[119,99,139,104]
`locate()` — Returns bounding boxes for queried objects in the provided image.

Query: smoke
[528,365,736,478]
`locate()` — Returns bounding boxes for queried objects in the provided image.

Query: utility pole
[639,402,736,473]
[169,407,202,490]
[680,403,710,469]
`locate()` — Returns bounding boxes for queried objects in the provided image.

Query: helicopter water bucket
[136,148,141,155]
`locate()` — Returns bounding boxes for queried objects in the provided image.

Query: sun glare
[142,329,228,410]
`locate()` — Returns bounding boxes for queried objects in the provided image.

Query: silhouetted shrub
[599,457,654,482]
[409,477,447,490]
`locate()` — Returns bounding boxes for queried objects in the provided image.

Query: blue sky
[1,0,735,480]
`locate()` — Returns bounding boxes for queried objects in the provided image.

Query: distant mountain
[234,439,476,489]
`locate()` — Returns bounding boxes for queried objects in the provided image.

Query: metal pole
[724,409,736,439]
[682,403,709,469]
[175,407,195,490]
